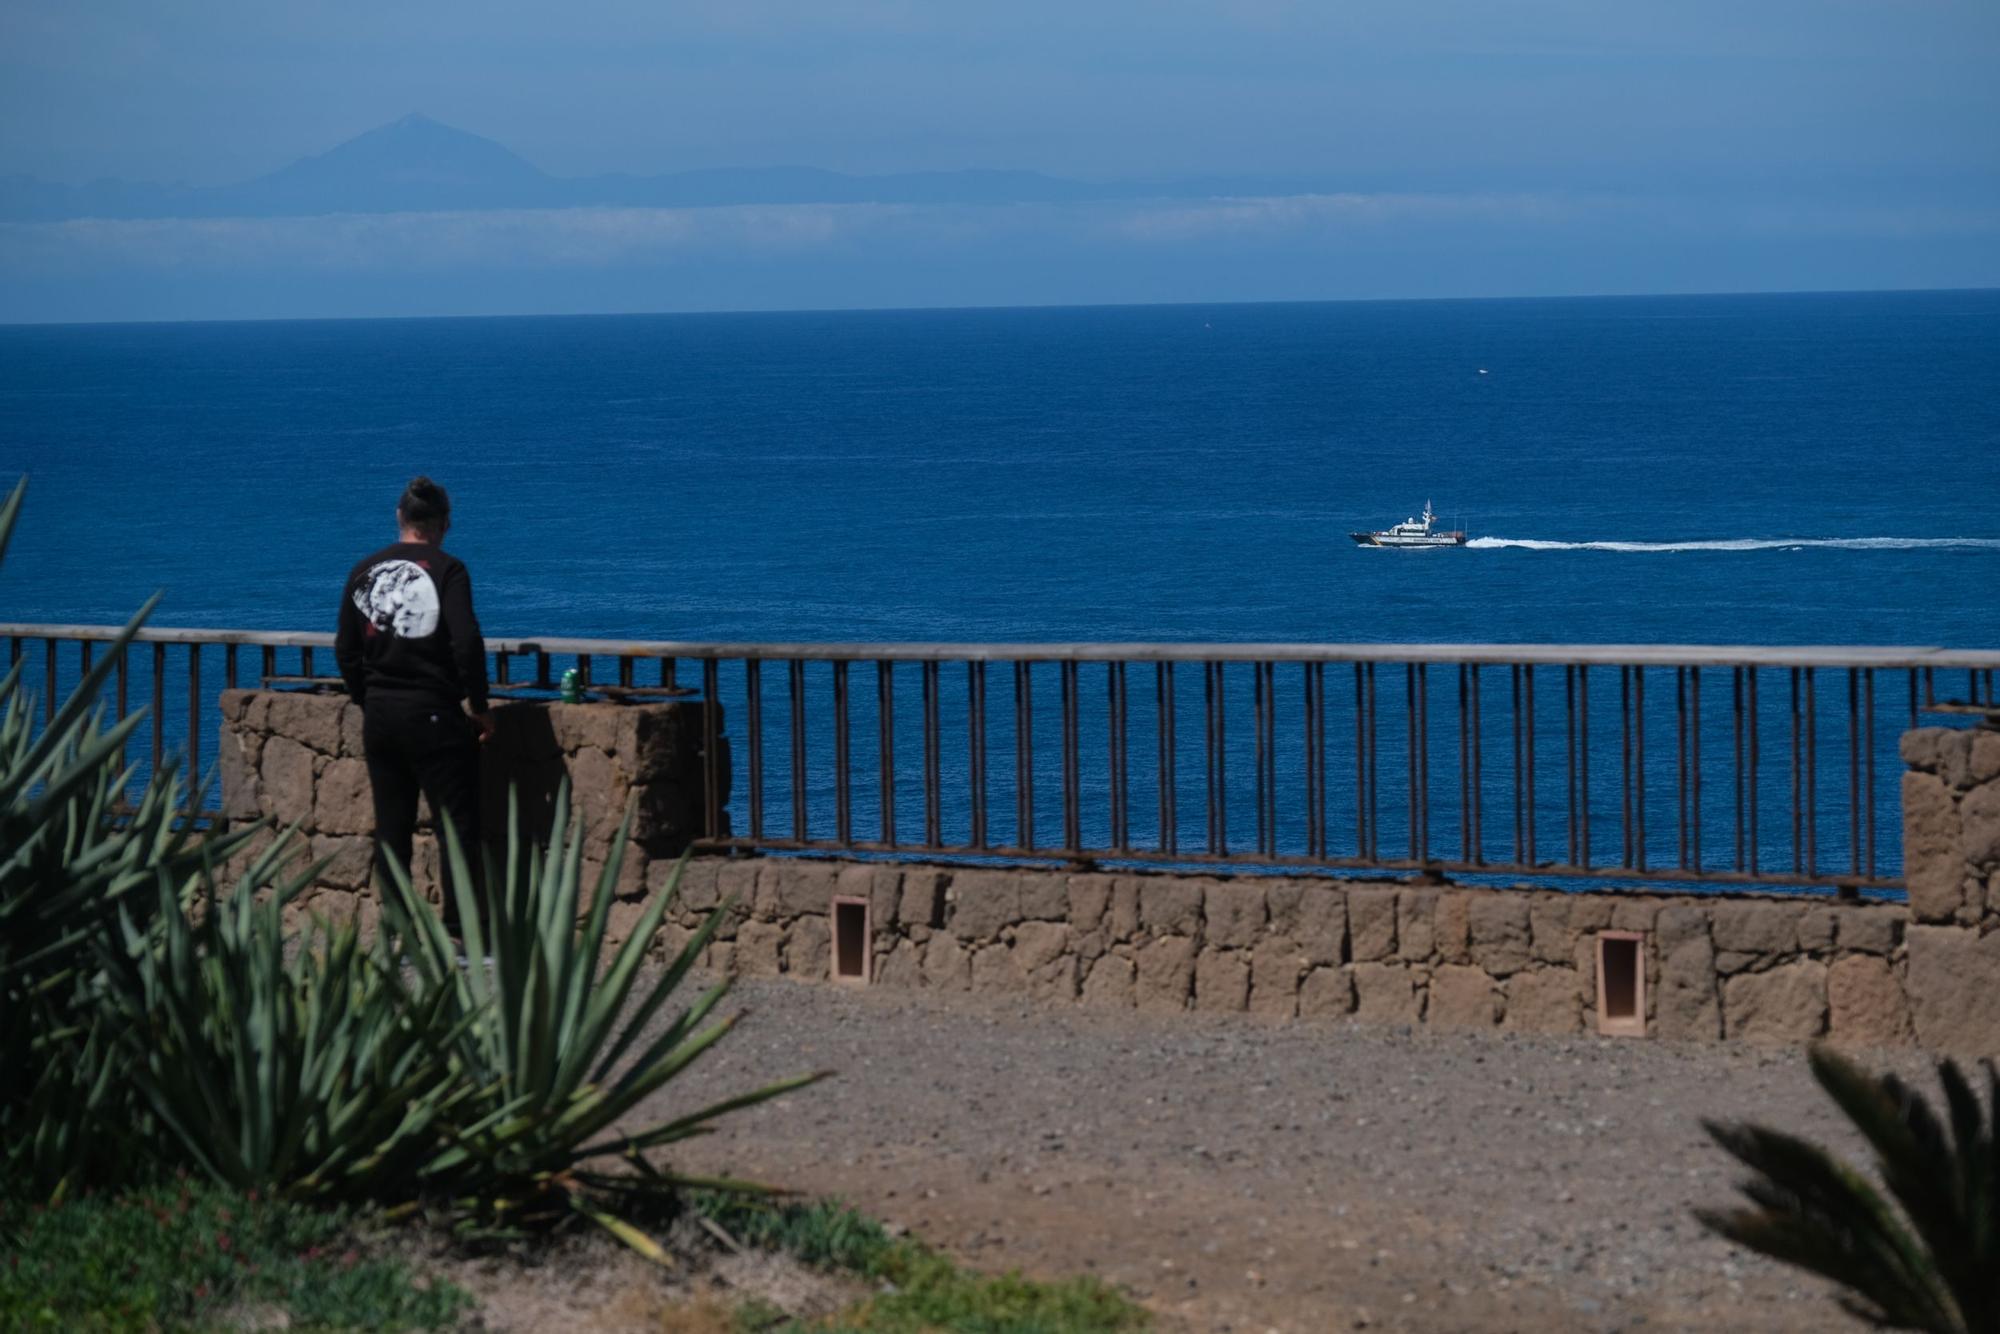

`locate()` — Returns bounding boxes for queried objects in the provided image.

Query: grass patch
[0,1177,470,1332]
[691,1192,1147,1334]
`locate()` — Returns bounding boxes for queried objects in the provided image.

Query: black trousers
[362,692,482,928]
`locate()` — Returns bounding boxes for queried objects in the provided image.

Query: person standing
[335,477,494,923]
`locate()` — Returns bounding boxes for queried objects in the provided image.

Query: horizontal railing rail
[7,623,1999,896]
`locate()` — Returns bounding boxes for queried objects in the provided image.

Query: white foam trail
[1466,536,2000,553]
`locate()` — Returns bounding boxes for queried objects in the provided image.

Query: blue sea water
[2,290,1997,883]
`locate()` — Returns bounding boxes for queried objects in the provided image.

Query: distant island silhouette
[0,112,1330,222]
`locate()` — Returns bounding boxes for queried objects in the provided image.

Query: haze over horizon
[2,1,1996,323]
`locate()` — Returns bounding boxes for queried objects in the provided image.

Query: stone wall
[1898,726,2000,1054]
[218,691,2000,1055]
[659,857,1923,1047]
[217,688,718,933]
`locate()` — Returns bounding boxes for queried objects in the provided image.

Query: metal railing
[7,623,1999,896]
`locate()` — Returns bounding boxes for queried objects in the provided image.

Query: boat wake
[1466,536,2000,553]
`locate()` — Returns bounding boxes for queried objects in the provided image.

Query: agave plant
[0,477,259,1197]
[376,794,824,1256]
[1698,1046,1998,1333]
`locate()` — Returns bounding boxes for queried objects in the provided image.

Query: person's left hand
[471,710,496,742]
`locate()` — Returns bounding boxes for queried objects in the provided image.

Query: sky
[2,0,1997,321]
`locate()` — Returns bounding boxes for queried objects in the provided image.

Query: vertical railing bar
[1255,662,1269,857]
[1575,665,1587,870]
[1365,662,1378,863]
[1800,668,1816,876]
[1307,661,1324,860]
[1110,661,1129,852]
[1634,667,1647,872]
[1864,668,1876,880]
[969,661,988,850]
[1805,666,1817,878]
[1733,668,1746,872]
[1521,664,1533,867]
[1619,666,1632,868]
[495,649,510,685]
[1676,667,1689,870]
[790,658,808,844]
[1407,664,1420,864]
[1016,662,1035,851]
[1471,664,1484,865]
[115,641,129,781]
[834,659,852,847]
[662,657,677,690]
[1690,666,1702,872]
[535,650,550,688]
[187,645,201,806]
[151,641,165,784]
[878,660,895,847]
[618,655,634,689]
[746,658,764,840]
[577,654,591,688]
[922,660,941,847]
[1464,664,1480,868]
[1061,660,1080,853]
[1564,665,1577,867]
[44,638,56,723]
[1748,670,1761,875]
[1417,661,1430,864]
[701,658,723,841]
[1158,662,1175,857]
[1512,665,1524,865]
[1848,668,1861,879]
[225,643,237,691]
[261,645,276,683]
[1353,663,1366,857]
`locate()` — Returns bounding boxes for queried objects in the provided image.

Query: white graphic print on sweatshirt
[353,559,441,638]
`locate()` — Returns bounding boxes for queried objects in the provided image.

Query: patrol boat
[1350,501,1468,548]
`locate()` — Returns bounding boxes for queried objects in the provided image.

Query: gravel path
[655,975,1923,1333]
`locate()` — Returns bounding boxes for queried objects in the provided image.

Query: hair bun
[397,476,452,531]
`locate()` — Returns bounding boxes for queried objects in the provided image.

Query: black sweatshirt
[334,541,489,712]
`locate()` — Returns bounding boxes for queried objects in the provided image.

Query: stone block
[1434,893,1472,963]
[1297,967,1354,1019]
[1397,889,1437,961]
[1711,900,1800,955]
[663,857,720,910]
[218,728,262,821]
[1134,935,1197,1011]
[1567,897,1614,935]
[1347,887,1398,962]
[1080,953,1136,1008]
[1610,899,1659,933]
[1836,905,1901,955]
[1467,894,1532,976]
[1827,954,1913,1048]
[1204,880,1268,949]
[1905,925,2000,1058]
[1068,874,1116,934]
[972,945,1025,994]
[736,920,786,976]
[714,861,759,921]
[1108,877,1144,940]
[787,916,831,979]
[1505,968,1582,1035]
[757,859,837,920]
[1350,963,1420,1025]
[1248,939,1304,1018]
[950,869,1023,939]
[1013,920,1071,972]
[309,834,373,892]
[1429,965,1500,1029]
[1899,727,1946,774]
[835,863,900,930]
[267,691,342,756]
[1293,886,1347,966]
[1964,781,2000,868]
[1194,949,1251,1012]
[899,869,948,928]
[339,702,366,757]
[1529,896,1572,965]
[1715,949,1759,975]
[312,757,373,836]
[876,938,923,989]
[1654,905,1709,952]
[261,736,315,822]
[1797,907,1837,953]
[1657,932,1721,1041]
[1971,731,2000,786]
[1138,878,1204,937]
[923,933,972,990]
[1903,770,1964,922]
[1722,960,1828,1044]
[1019,871,1070,921]
[548,701,621,755]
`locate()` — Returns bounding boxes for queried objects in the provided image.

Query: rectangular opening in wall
[832,895,870,984]
[1597,931,1646,1037]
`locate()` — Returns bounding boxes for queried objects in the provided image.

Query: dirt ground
[641,974,1926,1334]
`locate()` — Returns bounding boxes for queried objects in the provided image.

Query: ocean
[3,290,1997,879]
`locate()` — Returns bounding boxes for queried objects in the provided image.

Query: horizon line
[2,282,1993,332]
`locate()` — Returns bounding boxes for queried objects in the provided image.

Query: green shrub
[0,1177,468,1331]
[1699,1046,1998,1333]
